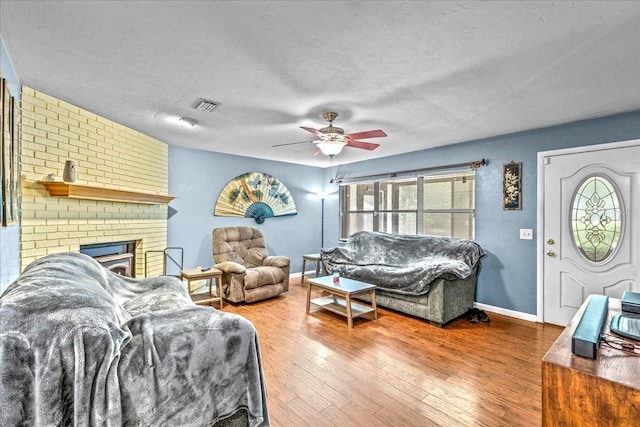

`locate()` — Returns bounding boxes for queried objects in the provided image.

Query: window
[570,175,622,263]
[340,171,475,239]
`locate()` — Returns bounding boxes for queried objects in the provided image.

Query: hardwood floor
[222,278,563,427]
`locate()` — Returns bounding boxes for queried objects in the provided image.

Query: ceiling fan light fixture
[285,110,386,157]
[319,125,344,135]
[317,140,347,156]
[319,131,347,143]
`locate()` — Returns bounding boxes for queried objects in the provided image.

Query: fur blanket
[322,231,484,296]
[0,252,269,427]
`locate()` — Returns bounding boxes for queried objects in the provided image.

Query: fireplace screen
[80,241,136,277]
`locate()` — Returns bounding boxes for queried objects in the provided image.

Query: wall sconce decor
[503,161,522,210]
[214,172,297,223]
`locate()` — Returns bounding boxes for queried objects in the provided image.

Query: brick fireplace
[19,87,170,277]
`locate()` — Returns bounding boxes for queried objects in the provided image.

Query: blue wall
[332,111,640,314]
[167,147,334,274]
[0,37,21,294]
[168,111,640,315]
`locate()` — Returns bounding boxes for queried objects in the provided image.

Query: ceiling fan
[273,112,387,156]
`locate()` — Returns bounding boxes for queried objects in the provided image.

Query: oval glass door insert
[571,175,622,263]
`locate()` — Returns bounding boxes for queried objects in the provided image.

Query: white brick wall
[19,87,169,276]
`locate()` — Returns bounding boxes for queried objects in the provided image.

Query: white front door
[541,140,640,326]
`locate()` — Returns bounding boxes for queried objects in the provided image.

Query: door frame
[536,138,640,323]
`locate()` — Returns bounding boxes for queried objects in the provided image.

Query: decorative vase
[63,160,77,183]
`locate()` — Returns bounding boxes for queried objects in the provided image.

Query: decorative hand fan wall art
[214,172,297,223]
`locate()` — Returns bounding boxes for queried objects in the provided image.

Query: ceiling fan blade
[272,140,315,147]
[347,140,380,150]
[346,129,387,140]
[300,126,323,137]
[312,148,323,156]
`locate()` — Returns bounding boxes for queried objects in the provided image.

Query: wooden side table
[179,267,224,309]
[301,253,322,285]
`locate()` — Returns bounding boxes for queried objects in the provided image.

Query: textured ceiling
[2,1,640,167]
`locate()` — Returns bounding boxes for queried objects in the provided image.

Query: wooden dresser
[542,297,640,426]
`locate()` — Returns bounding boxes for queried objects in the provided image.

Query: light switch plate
[520,229,534,240]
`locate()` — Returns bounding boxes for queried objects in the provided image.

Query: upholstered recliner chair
[213,226,290,303]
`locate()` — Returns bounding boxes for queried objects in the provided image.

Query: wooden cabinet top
[542,297,640,391]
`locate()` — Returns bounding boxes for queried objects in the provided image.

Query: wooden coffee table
[306,275,377,328]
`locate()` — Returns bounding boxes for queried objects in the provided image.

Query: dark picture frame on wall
[8,96,19,225]
[1,76,20,226]
[503,161,522,210]
[0,77,5,226]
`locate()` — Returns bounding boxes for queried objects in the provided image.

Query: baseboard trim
[474,302,538,323]
[290,270,318,279]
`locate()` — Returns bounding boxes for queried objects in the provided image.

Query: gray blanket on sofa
[0,252,269,427]
[322,231,484,296]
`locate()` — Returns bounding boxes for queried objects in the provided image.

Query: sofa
[0,252,269,427]
[213,226,290,303]
[321,231,485,326]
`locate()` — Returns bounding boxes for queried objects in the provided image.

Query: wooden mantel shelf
[38,181,177,205]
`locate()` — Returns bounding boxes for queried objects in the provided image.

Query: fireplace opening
[80,241,136,277]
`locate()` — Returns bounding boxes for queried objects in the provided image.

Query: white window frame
[340,171,475,239]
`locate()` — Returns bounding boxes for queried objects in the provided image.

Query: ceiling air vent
[194,98,221,112]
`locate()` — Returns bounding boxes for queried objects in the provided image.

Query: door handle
[546,250,555,257]
[547,238,555,245]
